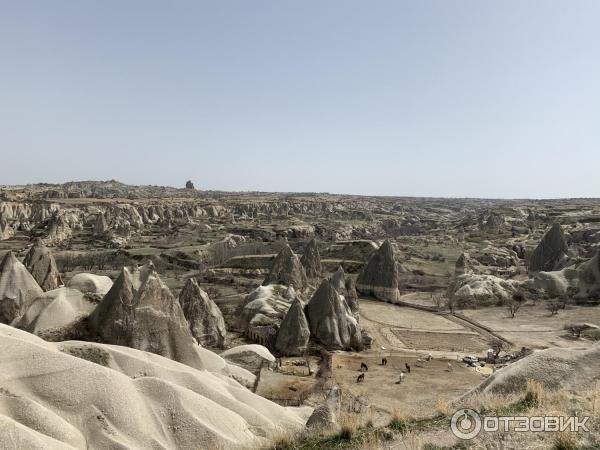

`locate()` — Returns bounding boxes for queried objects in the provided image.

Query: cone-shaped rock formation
[356,240,400,302]
[306,279,363,351]
[529,223,569,272]
[89,262,202,368]
[300,238,322,278]
[179,278,226,348]
[23,238,63,291]
[0,251,43,324]
[275,297,310,356]
[263,244,307,290]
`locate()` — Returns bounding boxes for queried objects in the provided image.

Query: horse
[381,357,388,366]
[405,363,411,373]
[357,373,365,383]
[360,362,369,372]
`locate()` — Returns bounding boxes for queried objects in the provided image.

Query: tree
[564,323,592,339]
[432,292,444,311]
[547,301,561,316]
[488,338,510,360]
[506,290,526,318]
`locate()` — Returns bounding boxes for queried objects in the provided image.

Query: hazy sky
[1,1,599,198]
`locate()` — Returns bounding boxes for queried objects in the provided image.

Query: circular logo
[451,409,482,440]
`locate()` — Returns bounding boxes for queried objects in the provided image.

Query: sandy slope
[0,325,311,449]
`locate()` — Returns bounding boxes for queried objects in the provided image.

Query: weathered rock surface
[67,273,113,296]
[306,386,342,430]
[572,251,600,300]
[529,223,569,272]
[330,266,346,292]
[449,273,519,306]
[221,344,276,376]
[356,240,400,302]
[263,244,307,290]
[236,284,294,346]
[306,279,363,351]
[274,297,310,356]
[464,344,600,397]
[23,238,63,291]
[0,252,43,324]
[179,278,226,348]
[344,277,359,317]
[0,324,310,450]
[88,263,203,368]
[300,238,322,278]
[12,287,95,337]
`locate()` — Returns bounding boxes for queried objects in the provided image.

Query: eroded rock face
[449,273,519,307]
[0,252,43,324]
[88,263,202,368]
[179,278,226,348]
[455,252,474,276]
[529,223,569,272]
[0,216,14,241]
[300,238,322,278]
[274,297,310,356]
[356,240,400,302]
[330,266,345,292]
[0,324,309,450]
[23,238,63,291]
[263,244,307,290]
[306,386,342,430]
[220,344,276,376]
[306,279,363,351]
[67,273,113,296]
[12,287,95,338]
[344,277,359,318]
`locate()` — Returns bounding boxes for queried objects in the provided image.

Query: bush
[582,328,600,341]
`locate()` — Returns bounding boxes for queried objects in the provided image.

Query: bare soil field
[331,352,484,421]
[461,303,600,349]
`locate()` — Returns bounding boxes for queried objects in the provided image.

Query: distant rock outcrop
[529,223,569,272]
[179,278,226,348]
[23,238,63,291]
[356,240,400,302]
[573,251,600,300]
[306,279,363,351]
[300,238,322,278]
[88,263,202,368]
[455,252,474,276]
[0,216,14,241]
[449,273,519,307]
[274,297,310,356]
[0,251,43,324]
[263,244,307,290]
[185,180,195,190]
[94,212,109,236]
[345,277,359,318]
[330,266,346,292]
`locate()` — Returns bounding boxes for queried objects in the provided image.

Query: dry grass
[337,412,359,440]
[365,406,375,428]
[388,407,407,432]
[398,431,424,449]
[434,395,452,416]
[552,430,580,450]
[524,379,545,406]
[269,427,296,450]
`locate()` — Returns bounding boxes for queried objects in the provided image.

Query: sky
[1,1,599,198]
